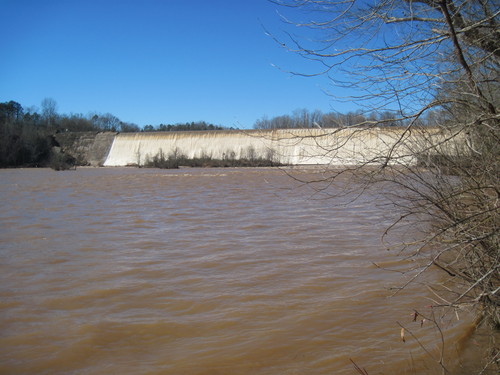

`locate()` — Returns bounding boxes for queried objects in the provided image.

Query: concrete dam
[57,128,458,167]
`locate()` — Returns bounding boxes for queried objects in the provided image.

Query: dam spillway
[102,128,451,167]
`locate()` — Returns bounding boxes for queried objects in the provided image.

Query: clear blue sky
[1,0,353,129]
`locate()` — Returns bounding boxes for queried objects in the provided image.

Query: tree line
[0,99,142,167]
[0,99,230,168]
[2,98,432,168]
[253,108,444,129]
[142,121,227,132]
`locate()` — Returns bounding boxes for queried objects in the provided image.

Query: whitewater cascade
[103,128,458,167]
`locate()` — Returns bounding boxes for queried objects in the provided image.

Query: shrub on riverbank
[143,148,283,169]
[48,147,76,171]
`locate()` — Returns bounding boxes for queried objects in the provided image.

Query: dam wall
[103,128,457,167]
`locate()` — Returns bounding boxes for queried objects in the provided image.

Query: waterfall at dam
[103,128,454,167]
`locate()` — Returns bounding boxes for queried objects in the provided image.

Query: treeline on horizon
[0,98,442,168]
[0,99,228,168]
[253,108,442,129]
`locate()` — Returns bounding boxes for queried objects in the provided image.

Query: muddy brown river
[0,167,492,374]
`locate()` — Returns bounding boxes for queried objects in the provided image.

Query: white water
[103,128,444,167]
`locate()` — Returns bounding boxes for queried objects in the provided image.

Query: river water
[0,167,490,374]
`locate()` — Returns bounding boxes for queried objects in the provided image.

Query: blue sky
[1,0,352,129]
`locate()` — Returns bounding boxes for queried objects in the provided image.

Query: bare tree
[90,112,121,131]
[269,0,499,372]
[41,97,58,128]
